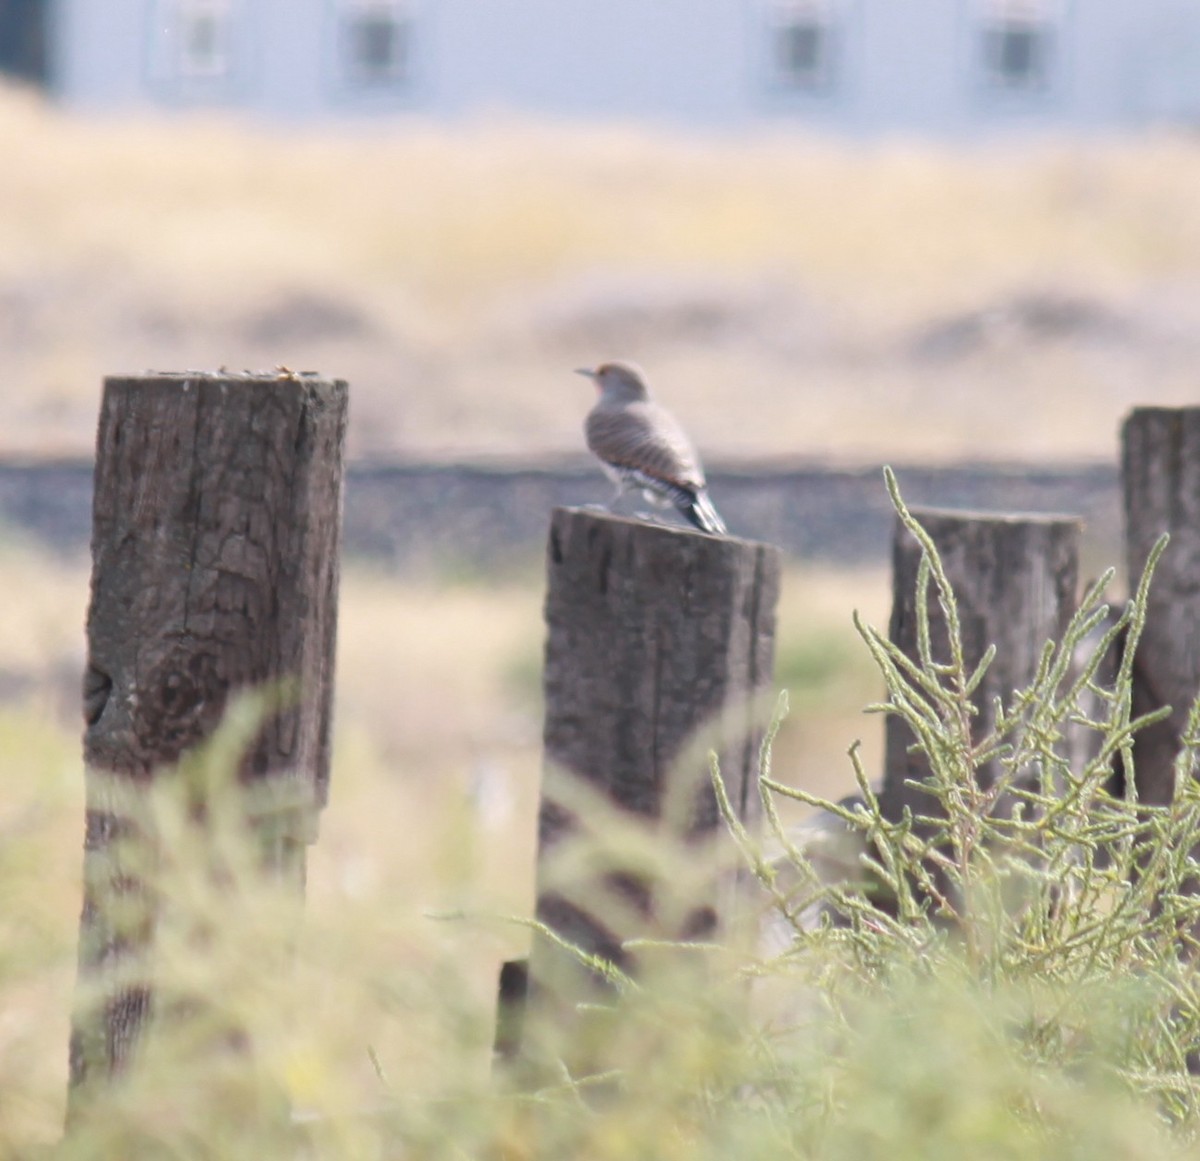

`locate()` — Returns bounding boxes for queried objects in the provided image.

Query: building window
[147,0,242,95]
[769,1,834,93]
[172,0,234,79]
[340,1,411,86]
[981,3,1052,91]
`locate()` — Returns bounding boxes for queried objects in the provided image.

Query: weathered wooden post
[1122,407,1200,804]
[500,508,779,1074]
[69,373,347,1100]
[880,507,1081,823]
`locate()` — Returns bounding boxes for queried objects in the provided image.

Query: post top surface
[553,505,778,553]
[106,370,346,388]
[906,505,1084,528]
[1125,405,1200,421]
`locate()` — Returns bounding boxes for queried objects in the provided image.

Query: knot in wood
[136,652,224,761]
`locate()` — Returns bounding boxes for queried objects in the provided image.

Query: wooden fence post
[501,508,779,1073]
[68,373,347,1099]
[880,507,1081,823]
[1122,407,1200,804]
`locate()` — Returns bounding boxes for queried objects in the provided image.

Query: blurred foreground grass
[0,537,884,1148]
[3,507,1197,1158]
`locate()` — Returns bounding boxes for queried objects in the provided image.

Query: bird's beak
[574,367,597,380]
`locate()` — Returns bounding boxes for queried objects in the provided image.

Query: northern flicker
[576,361,727,536]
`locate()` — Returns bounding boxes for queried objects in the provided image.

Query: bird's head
[575,361,650,403]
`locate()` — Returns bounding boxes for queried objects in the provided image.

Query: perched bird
[576,361,727,536]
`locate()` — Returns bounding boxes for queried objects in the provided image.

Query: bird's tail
[681,490,727,536]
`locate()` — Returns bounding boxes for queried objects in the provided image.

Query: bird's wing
[585,402,707,491]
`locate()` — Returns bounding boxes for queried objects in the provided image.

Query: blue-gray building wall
[54,0,145,108]
[47,0,1200,135]
[427,0,750,124]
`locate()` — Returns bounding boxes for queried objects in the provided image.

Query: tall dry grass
[3,81,1200,461]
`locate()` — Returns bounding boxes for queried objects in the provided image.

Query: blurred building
[9,0,1200,134]
[0,0,47,84]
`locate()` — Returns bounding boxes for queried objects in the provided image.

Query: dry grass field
[3,81,1200,463]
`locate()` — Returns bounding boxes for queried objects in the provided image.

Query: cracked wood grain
[1123,407,1200,805]
[69,373,347,1099]
[880,506,1081,824]
[516,508,779,1077]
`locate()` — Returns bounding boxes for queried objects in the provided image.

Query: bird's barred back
[608,463,697,510]
[585,403,706,492]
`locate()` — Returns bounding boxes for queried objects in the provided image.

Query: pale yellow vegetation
[2,82,1199,461]
[0,537,886,1141]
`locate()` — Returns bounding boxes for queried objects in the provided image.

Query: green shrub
[713,469,1200,1157]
